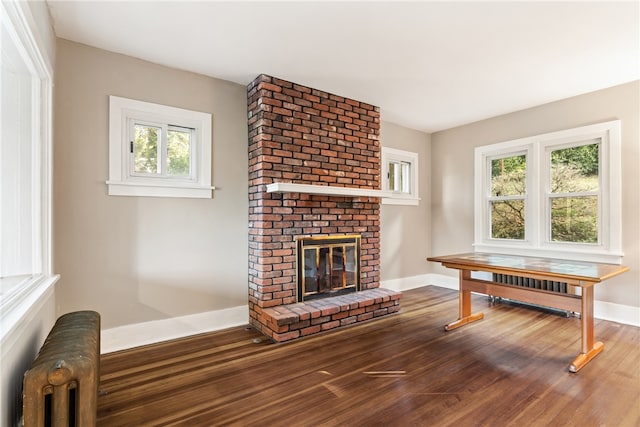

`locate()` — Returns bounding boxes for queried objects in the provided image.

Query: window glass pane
[1,25,35,277]
[388,160,411,193]
[133,124,160,174]
[491,200,525,240]
[400,161,411,193]
[388,161,396,191]
[491,154,526,196]
[167,128,191,177]
[551,196,598,243]
[551,143,599,193]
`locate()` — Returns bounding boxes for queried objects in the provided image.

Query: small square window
[382,147,420,206]
[107,96,213,198]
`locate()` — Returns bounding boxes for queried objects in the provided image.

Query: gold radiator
[23,311,100,427]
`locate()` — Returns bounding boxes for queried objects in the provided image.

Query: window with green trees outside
[474,120,621,264]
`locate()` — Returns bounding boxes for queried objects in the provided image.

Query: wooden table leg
[444,270,484,331]
[569,286,603,372]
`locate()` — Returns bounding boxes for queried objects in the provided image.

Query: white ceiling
[46,1,639,133]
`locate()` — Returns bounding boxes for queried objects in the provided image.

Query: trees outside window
[549,143,599,243]
[490,154,526,240]
[107,96,213,198]
[474,121,621,264]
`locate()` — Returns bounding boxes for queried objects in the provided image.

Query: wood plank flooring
[98,286,640,426]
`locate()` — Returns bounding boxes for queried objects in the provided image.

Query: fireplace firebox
[296,235,361,302]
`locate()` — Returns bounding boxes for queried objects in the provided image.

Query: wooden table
[427,252,629,372]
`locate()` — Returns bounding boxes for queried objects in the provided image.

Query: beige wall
[380,121,431,281]
[430,81,640,308]
[51,38,637,336]
[54,40,249,328]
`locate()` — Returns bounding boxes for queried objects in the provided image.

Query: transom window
[474,121,621,263]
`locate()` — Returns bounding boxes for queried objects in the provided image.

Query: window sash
[389,160,411,194]
[1,9,44,282]
[484,149,530,243]
[128,120,196,180]
[131,121,162,176]
[166,125,194,178]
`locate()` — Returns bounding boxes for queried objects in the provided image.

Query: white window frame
[474,120,622,264]
[1,0,58,343]
[107,96,213,198]
[381,147,420,206]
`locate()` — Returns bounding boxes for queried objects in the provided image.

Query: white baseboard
[427,273,640,327]
[101,305,248,354]
[381,274,432,291]
[102,275,639,353]
[593,300,640,327]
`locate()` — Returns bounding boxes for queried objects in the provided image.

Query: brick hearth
[247,74,401,342]
[259,288,401,342]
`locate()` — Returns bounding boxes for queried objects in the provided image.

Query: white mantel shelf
[266,182,392,198]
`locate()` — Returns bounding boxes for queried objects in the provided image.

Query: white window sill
[106,180,215,199]
[473,242,624,265]
[1,274,59,345]
[382,196,420,206]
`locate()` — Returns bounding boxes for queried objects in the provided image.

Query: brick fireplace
[247,74,401,342]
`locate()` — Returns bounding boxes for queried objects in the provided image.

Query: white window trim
[0,0,59,344]
[107,96,214,198]
[381,147,420,206]
[474,120,622,264]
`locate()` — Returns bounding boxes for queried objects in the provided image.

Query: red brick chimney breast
[247,75,399,341]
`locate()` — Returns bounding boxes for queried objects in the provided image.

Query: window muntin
[474,121,621,264]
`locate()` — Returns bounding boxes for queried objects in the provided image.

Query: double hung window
[474,121,621,263]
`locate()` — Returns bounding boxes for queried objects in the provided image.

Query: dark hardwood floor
[98,286,640,426]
